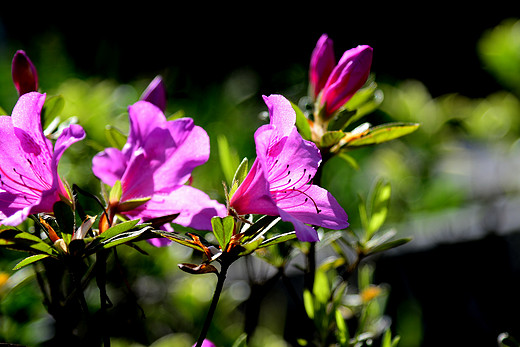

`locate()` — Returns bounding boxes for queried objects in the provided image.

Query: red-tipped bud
[12,50,38,96]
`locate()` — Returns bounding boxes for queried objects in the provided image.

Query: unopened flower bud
[309,34,335,100]
[140,75,167,112]
[319,45,373,118]
[12,50,38,96]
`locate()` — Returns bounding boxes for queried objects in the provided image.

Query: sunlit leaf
[228,157,249,199]
[335,308,349,346]
[367,179,392,238]
[303,289,315,319]
[344,122,420,147]
[42,94,65,128]
[105,125,127,150]
[0,229,56,256]
[313,269,330,304]
[291,101,312,140]
[320,130,345,148]
[211,216,235,250]
[13,254,51,270]
[257,231,297,249]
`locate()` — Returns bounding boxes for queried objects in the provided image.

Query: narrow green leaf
[0,106,7,115]
[155,231,206,252]
[313,269,330,304]
[345,123,420,147]
[211,216,235,249]
[335,308,349,346]
[231,333,248,347]
[320,130,345,148]
[109,180,123,203]
[229,157,249,199]
[100,228,153,250]
[0,229,56,255]
[42,94,65,127]
[13,254,51,270]
[217,134,240,185]
[117,196,151,212]
[303,289,315,319]
[105,125,128,150]
[85,219,142,254]
[368,237,412,255]
[291,101,312,140]
[257,231,297,248]
[367,179,392,238]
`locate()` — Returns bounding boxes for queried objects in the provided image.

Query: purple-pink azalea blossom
[140,75,167,112]
[92,100,226,246]
[229,94,349,242]
[12,50,38,96]
[0,92,85,226]
[310,34,373,118]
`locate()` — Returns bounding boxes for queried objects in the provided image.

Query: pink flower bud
[192,339,216,347]
[319,45,373,118]
[309,34,335,100]
[11,50,38,96]
[140,75,167,112]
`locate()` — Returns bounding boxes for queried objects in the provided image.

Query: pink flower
[12,50,38,96]
[229,95,348,242]
[0,92,85,225]
[92,100,226,246]
[310,35,373,119]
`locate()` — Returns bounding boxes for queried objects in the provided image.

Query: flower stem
[195,259,231,347]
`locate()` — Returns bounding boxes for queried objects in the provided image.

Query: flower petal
[124,101,167,156]
[262,94,296,137]
[229,159,278,216]
[92,147,128,187]
[277,208,320,242]
[276,184,348,230]
[127,185,227,231]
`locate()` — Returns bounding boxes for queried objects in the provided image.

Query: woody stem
[195,258,231,347]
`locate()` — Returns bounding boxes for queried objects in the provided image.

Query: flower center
[268,161,321,214]
[0,157,52,203]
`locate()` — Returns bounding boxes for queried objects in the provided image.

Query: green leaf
[303,289,315,319]
[337,152,360,170]
[0,229,56,256]
[257,231,297,248]
[99,227,154,251]
[84,219,143,254]
[228,157,249,199]
[154,231,206,252]
[367,179,392,238]
[217,134,240,185]
[109,180,123,203]
[42,94,65,127]
[368,237,412,255]
[105,125,128,150]
[211,216,235,249]
[231,333,248,347]
[13,254,51,270]
[335,308,349,346]
[313,269,330,304]
[291,101,312,140]
[344,123,420,148]
[0,106,7,115]
[320,130,345,148]
[117,196,151,212]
